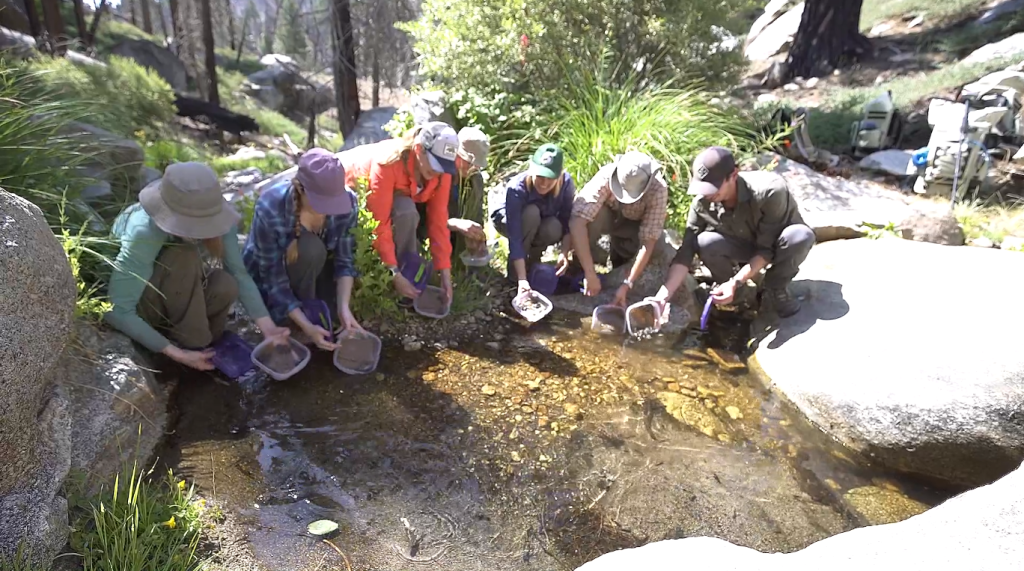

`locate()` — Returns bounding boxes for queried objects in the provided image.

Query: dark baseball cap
[688,147,737,197]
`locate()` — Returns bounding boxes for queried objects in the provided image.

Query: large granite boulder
[744,2,804,61]
[409,91,459,127]
[110,39,189,92]
[245,63,334,122]
[338,106,398,151]
[757,155,917,243]
[576,460,1024,570]
[753,239,1024,487]
[59,324,172,491]
[0,190,76,565]
[0,24,36,59]
[57,121,145,205]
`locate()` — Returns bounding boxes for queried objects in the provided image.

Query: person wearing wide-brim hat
[243,148,362,352]
[490,143,577,296]
[105,162,289,371]
[568,151,669,307]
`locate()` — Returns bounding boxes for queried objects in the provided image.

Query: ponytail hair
[286,180,306,265]
[202,237,224,259]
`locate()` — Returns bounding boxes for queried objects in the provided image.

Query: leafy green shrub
[68,462,206,571]
[91,18,164,55]
[382,108,415,139]
[23,56,175,137]
[350,177,401,320]
[512,61,761,229]
[401,0,749,107]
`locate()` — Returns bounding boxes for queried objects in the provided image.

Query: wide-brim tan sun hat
[139,162,240,240]
[610,151,662,205]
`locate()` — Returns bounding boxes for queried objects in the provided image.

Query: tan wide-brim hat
[139,162,240,240]
[610,151,662,205]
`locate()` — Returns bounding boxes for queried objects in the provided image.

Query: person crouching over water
[339,121,458,305]
[105,162,289,371]
[491,144,576,296]
[242,148,362,352]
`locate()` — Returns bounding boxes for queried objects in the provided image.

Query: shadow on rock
[751,279,849,351]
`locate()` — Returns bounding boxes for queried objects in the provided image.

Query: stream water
[163,310,950,571]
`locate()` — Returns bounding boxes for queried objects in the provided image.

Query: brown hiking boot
[765,287,800,318]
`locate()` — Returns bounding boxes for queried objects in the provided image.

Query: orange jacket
[340,140,453,270]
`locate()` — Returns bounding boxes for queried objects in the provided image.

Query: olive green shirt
[673,171,804,267]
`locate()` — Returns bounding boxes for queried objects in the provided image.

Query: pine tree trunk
[157,0,170,39]
[72,0,88,39]
[23,0,43,38]
[141,0,154,34]
[169,0,180,35]
[371,48,380,108]
[39,0,65,41]
[785,0,870,80]
[330,0,359,137]
[87,0,108,46]
[223,0,236,50]
[201,0,220,105]
[235,9,249,65]
[127,0,137,27]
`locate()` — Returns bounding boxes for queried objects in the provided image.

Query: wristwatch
[387,265,399,277]
[623,279,634,289]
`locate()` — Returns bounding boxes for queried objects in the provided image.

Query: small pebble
[725,406,743,420]
[481,385,497,396]
[486,342,501,351]
[404,341,422,352]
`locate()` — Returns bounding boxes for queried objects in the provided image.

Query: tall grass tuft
[0,544,48,571]
[507,56,763,229]
[68,461,207,571]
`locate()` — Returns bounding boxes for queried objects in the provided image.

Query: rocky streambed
[161,308,949,571]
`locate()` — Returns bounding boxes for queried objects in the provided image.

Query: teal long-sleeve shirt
[104,204,270,352]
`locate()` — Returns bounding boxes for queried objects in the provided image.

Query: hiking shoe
[398,297,415,310]
[765,287,800,318]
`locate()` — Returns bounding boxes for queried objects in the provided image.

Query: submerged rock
[843,486,928,525]
[0,191,76,566]
[577,460,1024,570]
[59,323,171,489]
[754,239,1024,487]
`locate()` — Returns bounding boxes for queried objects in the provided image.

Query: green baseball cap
[528,144,564,179]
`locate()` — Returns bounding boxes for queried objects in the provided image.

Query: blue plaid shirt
[242,179,359,323]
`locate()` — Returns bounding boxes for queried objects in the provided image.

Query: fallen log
[173,94,259,136]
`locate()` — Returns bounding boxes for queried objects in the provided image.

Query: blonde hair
[526,172,565,198]
[285,180,324,264]
[381,125,423,166]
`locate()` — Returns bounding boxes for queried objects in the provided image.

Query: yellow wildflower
[163,516,176,529]
[177,480,187,490]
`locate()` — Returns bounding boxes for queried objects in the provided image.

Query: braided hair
[286,179,306,265]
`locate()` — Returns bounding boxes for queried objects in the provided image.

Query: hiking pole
[949,99,971,209]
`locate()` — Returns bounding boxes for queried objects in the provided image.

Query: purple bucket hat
[295,148,352,216]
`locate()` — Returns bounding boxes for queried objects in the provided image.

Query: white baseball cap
[416,122,459,176]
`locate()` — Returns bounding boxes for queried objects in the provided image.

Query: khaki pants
[286,228,337,314]
[587,205,642,268]
[392,193,420,259]
[138,244,238,349]
[495,203,563,266]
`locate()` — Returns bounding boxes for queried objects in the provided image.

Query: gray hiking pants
[697,224,815,289]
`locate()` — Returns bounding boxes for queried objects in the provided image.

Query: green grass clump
[509,59,763,229]
[216,49,263,76]
[23,56,175,138]
[860,0,989,31]
[955,198,1024,244]
[68,462,207,571]
[144,141,207,172]
[0,544,48,571]
[803,57,1021,151]
[90,18,164,55]
[209,154,291,177]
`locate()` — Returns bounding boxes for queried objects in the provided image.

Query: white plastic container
[512,291,553,323]
[625,300,662,337]
[333,329,382,375]
[591,305,626,335]
[251,337,311,381]
[414,285,451,319]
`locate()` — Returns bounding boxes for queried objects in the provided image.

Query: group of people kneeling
[104,120,815,372]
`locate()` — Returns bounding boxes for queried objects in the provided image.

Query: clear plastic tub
[591,305,626,335]
[459,245,493,267]
[625,300,662,337]
[413,285,450,319]
[251,337,311,381]
[333,329,382,374]
[512,291,553,323]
